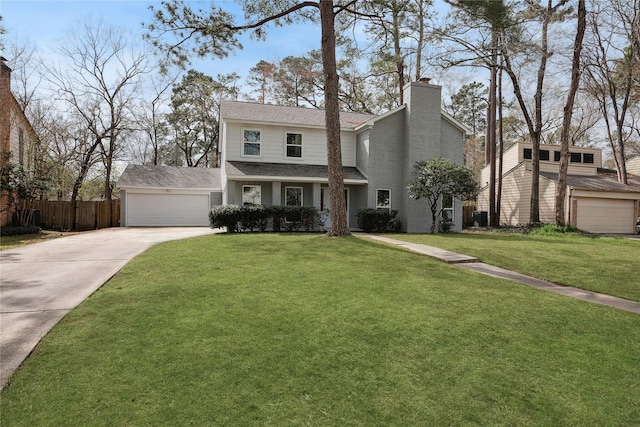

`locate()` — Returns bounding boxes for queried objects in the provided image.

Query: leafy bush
[530,224,596,237]
[0,224,41,237]
[239,204,270,232]
[281,206,321,232]
[439,219,454,233]
[209,205,242,232]
[357,208,400,232]
[210,205,321,233]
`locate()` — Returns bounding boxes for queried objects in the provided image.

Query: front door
[321,187,349,229]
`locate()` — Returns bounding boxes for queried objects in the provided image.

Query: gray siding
[356,130,370,177]
[367,109,407,227]
[402,83,445,233]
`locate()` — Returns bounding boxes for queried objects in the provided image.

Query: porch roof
[225,161,368,184]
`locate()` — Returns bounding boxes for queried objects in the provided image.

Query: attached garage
[118,165,222,227]
[575,197,636,234]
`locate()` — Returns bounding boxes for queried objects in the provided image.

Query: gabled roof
[118,164,222,190]
[540,170,640,193]
[220,101,376,130]
[226,161,367,184]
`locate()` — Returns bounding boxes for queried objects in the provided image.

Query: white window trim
[285,186,304,207]
[242,185,262,205]
[242,128,262,158]
[376,188,391,210]
[284,131,304,160]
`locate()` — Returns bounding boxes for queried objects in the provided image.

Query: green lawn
[383,231,640,302]
[1,234,639,426]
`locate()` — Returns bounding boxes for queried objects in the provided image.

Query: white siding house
[477,142,640,234]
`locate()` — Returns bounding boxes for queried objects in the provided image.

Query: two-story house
[476,142,640,234]
[1,57,40,226]
[118,81,467,231]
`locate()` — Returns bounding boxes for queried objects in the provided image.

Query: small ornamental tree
[407,158,478,234]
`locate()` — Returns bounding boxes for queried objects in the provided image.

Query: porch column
[272,181,282,205]
[313,182,321,209]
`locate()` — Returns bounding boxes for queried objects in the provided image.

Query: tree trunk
[496,54,504,226]
[487,29,498,227]
[71,137,101,202]
[555,0,586,226]
[392,7,405,105]
[320,0,349,236]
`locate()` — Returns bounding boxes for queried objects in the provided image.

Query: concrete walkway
[0,227,220,390]
[359,234,640,315]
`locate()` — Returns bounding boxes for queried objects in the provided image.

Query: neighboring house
[119,81,467,231]
[628,156,640,176]
[477,142,640,234]
[0,57,40,226]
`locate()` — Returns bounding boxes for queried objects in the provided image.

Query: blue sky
[0,0,322,79]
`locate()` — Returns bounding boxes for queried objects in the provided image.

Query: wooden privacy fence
[32,200,120,231]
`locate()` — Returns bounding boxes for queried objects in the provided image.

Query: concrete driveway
[0,227,219,390]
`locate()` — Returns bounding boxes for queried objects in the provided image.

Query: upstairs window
[376,189,391,210]
[571,152,582,163]
[540,150,550,161]
[243,129,261,156]
[286,133,303,158]
[583,153,594,164]
[523,148,532,159]
[554,151,561,162]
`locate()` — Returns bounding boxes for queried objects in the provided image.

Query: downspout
[568,187,574,227]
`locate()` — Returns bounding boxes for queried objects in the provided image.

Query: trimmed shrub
[240,204,270,232]
[209,205,242,232]
[0,224,41,237]
[357,208,400,232]
[210,205,322,233]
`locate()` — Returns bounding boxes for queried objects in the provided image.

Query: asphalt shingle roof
[118,164,222,189]
[540,170,640,193]
[226,161,367,182]
[220,101,375,129]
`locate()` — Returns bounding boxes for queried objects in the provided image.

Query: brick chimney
[1,56,12,155]
[0,56,11,93]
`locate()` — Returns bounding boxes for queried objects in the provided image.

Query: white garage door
[127,193,210,226]
[576,197,635,234]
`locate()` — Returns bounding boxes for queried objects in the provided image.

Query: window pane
[243,186,261,205]
[287,145,302,158]
[377,189,390,209]
[286,133,302,158]
[523,148,532,159]
[244,143,260,156]
[540,150,550,161]
[442,194,453,208]
[243,130,261,156]
[583,153,594,164]
[286,133,302,145]
[571,152,582,163]
[244,130,260,142]
[286,187,302,206]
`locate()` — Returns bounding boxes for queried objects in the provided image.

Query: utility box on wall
[473,211,488,227]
